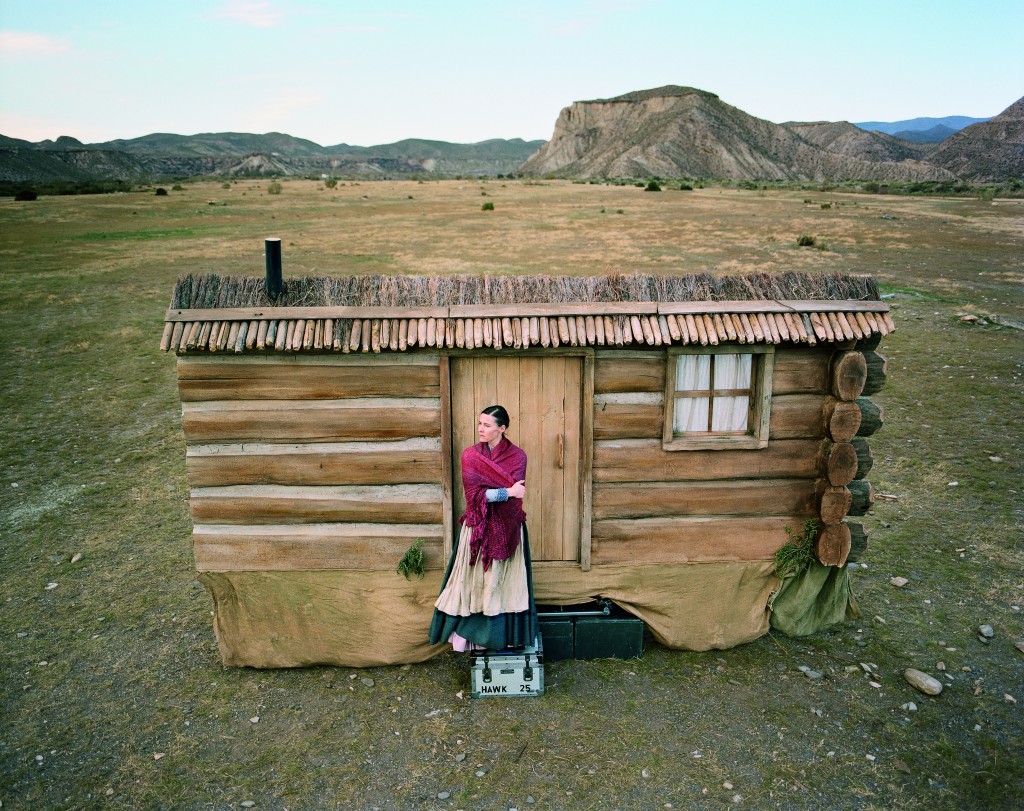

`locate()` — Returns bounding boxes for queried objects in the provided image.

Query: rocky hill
[519,86,958,181]
[927,96,1024,181]
[0,133,546,184]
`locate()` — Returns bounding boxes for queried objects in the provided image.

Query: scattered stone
[975,724,982,732]
[1005,694,1018,704]
[890,577,909,588]
[866,754,876,761]
[526,797,535,804]
[874,615,887,624]
[456,691,464,700]
[1015,641,1024,655]
[904,669,943,696]
[475,770,486,777]
[153,753,165,760]
[642,769,651,778]
[988,455,1002,462]
[249,716,259,723]
[400,664,411,670]
[437,791,450,800]
[776,663,787,671]
[17,632,27,638]
[901,702,918,712]
[947,481,958,487]
[979,624,995,638]
[978,635,991,645]
[860,662,874,673]
[869,681,882,688]
[70,553,83,563]
[45,582,58,590]
[936,662,946,671]
[893,759,912,774]
[105,789,114,796]
[805,670,824,681]
[723,782,734,790]
[361,678,375,687]
[455,753,466,762]
[241,803,255,809]
[797,665,810,673]
[732,795,742,804]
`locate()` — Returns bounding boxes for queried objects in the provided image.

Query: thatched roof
[171,271,878,309]
[162,272,892,354]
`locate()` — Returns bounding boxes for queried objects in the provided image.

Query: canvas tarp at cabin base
[199,560,780,668]
[767,560,861,637]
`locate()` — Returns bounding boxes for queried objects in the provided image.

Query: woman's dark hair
[481,404,510,428]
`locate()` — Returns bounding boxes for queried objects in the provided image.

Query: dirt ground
[1,180,1021,810]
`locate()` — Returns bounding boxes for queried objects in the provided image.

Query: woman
[429,405,538,651]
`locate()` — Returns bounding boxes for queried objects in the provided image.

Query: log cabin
[160,271,890,667]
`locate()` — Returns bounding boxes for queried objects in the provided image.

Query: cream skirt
[434,524,529,617]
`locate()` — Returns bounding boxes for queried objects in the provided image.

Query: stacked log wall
[178,354,446,573]
[591,347,835,567]
[814,340,887,567]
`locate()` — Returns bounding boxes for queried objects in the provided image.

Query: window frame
[662,344,775,451]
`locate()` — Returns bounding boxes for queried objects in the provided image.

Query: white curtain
[711,354,751,432]
[673,355,710,433]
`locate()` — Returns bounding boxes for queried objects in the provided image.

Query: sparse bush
[171,184,184,191]
[267,181,282,195]
[644,181,662,192]
[155,187,168,196]
[481,201,494,211]
[324,178,338,189]
[14,189,38,201]
[796,235,816,247]
[678,183,693,191]
[820,202,832,210]
[222,182,231,190]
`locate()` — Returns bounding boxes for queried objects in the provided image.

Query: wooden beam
[177,359,440,401]
[593,479,818,520]
[658,300,890,315]
[190,484,443,524]
[591,515,797,565]
[593,438,823,483]
[167,305,449,322]
[594,352,665,393]
[193,522,444,571]
[186,438,443,487]
[181,398,441,443]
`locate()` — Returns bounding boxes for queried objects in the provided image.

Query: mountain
[928,96,1024,181]
[854,115,989,137]
[98,131,329,157]
[0,132,545,184]
[519,86,953,181]
[892,124,958,144]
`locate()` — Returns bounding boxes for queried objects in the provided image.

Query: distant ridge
[928,96,1024,181]
[853,115,989,137]
[520,85,957,181]
[0,133,546,184]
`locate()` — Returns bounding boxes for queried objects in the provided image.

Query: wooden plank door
[451,356,583,562]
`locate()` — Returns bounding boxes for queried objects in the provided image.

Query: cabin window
[663,345,774,450]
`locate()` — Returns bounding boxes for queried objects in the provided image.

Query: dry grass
[1,179,1022,810]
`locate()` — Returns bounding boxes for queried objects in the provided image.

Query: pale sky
[1,0,1021,146]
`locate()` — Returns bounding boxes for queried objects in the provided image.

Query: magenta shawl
[459,437,527,571]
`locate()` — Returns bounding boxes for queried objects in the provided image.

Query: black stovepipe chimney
[265,237,283,301]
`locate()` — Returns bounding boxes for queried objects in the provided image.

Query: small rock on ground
[904,668,943,695]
